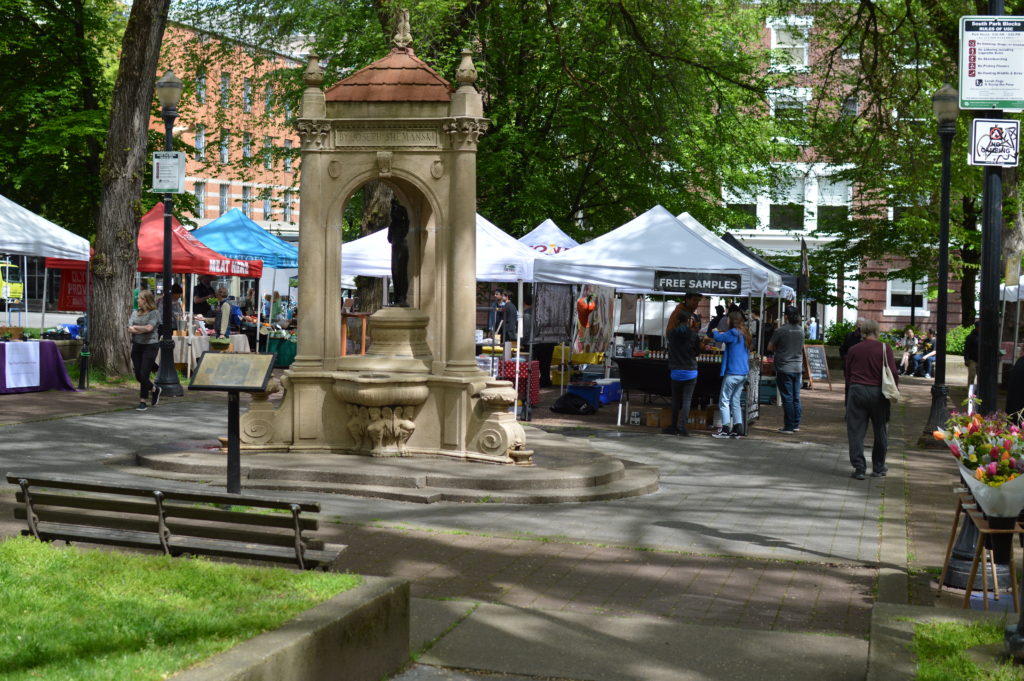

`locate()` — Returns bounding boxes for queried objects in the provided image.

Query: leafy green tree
[0,0,123,236]
[768,0,1023,325]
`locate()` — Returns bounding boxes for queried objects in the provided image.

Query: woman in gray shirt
[128,289,162,411]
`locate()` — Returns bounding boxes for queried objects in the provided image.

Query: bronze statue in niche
[388,198,410,306]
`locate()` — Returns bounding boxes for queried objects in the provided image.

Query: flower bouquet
[934,411,1024,561]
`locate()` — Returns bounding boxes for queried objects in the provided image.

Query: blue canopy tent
[191,208,299,335]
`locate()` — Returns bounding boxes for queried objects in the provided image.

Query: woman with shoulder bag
[843,318,899,480]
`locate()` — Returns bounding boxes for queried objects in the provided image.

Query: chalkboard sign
[803,345,832,390]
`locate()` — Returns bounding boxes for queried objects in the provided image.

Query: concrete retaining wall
[170,576,409,681]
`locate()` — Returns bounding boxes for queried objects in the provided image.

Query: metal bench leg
[937,498,964,597]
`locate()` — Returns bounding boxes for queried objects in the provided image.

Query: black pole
[910,280,917,331]
[154,104,184,398]
[977,117,1003,415]
[227,391,241,493]
[922,120,954,442]
[77,262,91,390]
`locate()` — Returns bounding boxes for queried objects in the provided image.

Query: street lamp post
[921,84,958,442]
[153,70,184,399]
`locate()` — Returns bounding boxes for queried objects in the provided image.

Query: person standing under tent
[768,306,804,433]
[501,290,519,341]
[663,305,702,437]
[488,289,505,339]
[682,292,704,328]
[192,274,216,318]
[710,310,752,438]
[128,290,161,411]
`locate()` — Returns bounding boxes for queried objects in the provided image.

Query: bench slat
[6,473,320,512]
[15,508,327,550]
[24,524,344,569]
[16,492,319,531]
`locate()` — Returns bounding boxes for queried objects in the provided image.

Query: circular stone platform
[121,426,659,504]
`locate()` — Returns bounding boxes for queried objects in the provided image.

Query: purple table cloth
[0,340,76,394]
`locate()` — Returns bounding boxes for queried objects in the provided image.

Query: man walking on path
[768,306,804,433]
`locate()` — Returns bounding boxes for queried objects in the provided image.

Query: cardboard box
[644,410,661,427]
[686,408,715,430]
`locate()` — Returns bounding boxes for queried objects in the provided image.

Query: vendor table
[612,357,759,427]
[0,340,75,394]
[156,335,252,372]
[266,336,297,368]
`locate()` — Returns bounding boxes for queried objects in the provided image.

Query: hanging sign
[653,271,741,294]
[959,16,1024,111]
[969,118,1020,167]
[151,151,186,193]
[57,269,89,311]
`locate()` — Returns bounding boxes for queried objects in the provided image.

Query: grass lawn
[915,618,1024,680]
[0,536,361,680]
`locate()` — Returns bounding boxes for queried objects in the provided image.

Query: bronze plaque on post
[189,352,276,392]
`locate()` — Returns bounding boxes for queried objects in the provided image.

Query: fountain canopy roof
[325,48,452,103]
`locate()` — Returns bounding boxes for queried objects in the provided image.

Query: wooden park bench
[7,473,345,570]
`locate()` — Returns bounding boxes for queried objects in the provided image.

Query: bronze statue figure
[388,198,410,306]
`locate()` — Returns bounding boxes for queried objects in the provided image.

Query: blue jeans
[776,371,802,430]
[719,374,747,428]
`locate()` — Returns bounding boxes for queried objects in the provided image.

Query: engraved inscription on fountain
[335,128,439,148]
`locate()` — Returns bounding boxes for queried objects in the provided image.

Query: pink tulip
[951,444,962,458]
[987,462,999,476]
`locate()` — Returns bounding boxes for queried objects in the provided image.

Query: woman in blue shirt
[710,310,752,438]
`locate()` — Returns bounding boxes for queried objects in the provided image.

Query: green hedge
[824,320,857,346]
[945,324,973,355]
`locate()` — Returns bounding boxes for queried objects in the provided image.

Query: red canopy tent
[44,205,263,277]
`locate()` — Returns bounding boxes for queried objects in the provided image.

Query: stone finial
[302,55,324,88]
[455,49,477,88]
[393,8,412,50]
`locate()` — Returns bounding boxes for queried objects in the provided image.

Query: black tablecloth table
[0,340,75,394]
[612,357,731,426]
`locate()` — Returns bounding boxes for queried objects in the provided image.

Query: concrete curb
[170,576,410,681]
[867,603,1013,681]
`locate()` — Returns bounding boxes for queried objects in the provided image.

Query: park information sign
[959,16,1024,111]
[654,271,741,294]
[151,151,186,193]
[970,118,1021,167]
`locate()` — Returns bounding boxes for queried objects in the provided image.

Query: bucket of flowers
[934,410,1024,561]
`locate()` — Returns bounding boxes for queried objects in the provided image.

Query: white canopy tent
[341,213,537,282]
[0,194,90,329]
[533,205,773,295]
[518,219,579,255]
[675,212,782,294]
[0,194,90,260]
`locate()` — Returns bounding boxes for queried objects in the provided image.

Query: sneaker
[151,385,162,407]
[870,468,888,478]
[136,402,148,412]
[777,428,796,434]
[851,470,866,480]
[712,427,732,439]
[792,427,800,432]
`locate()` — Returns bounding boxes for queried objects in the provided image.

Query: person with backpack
[710,309,752,438]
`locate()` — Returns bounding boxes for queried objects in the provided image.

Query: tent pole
[40,265,47,332]
[514,279,523,420]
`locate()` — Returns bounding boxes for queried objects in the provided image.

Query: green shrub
[946,324,973,355]
[824,320,856,346]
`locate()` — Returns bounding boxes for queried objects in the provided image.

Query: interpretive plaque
[189,352,275,392]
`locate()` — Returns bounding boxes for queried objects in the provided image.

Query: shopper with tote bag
[843,318,899,480]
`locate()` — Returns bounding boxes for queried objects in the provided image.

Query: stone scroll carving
[444,118,489,149]
[297,120,332,150]
[469,385,533,465]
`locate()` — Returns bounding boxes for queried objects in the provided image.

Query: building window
[242,132,252,161]
[263,194,272,219]
[282,191,293,222]
[769,176,805,230]
[769,89,810,121]
[263,136,273,169]
[242,78,252,113]
[196,71,207,104]
[242,186,252,216]
[283,97,292,119]
[264,84,274,116]
[219,72,231,108]
[283,139,293,172]
[219,184,230,215]
[816,176,850,231]
[885,277,929,317]
[728,204,759,229]
[194,182,205,219]
[768,17,811,71]
[194,125,205,161]
[219,129,230,164]
[841,96,859,119]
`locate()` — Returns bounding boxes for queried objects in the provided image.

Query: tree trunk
[354,181,393,314]
[90,0,171,375]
